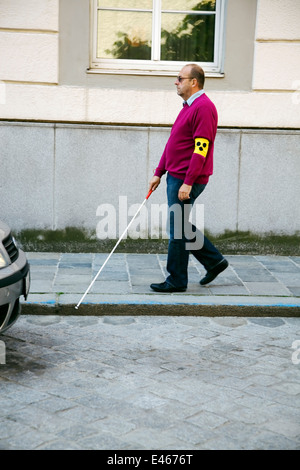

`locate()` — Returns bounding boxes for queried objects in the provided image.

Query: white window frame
[89,0,227,76]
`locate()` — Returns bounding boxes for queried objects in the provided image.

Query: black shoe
[200,259,229,285]
[150,281,186,293]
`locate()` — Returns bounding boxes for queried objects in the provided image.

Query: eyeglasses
[176,76,193,82]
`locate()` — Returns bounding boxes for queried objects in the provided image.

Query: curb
[22,302,300,317]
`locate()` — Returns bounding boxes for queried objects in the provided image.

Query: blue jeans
[166,173,224,288]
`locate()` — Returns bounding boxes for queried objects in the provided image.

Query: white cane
[75,189,153,309]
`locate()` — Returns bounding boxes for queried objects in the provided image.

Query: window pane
[161,0,216,11]
[97,10,152,60]
[161,12,215,61]
[98,0,152,9]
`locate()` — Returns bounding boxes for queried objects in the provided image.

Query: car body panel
[0,220,30,333]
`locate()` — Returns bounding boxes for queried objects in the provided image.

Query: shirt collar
[183,90,205,107]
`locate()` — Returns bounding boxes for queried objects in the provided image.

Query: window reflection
[162,0,216,10]
[97,0,216,62]
[98,0,152,8]
[161,12,215,62]
[97,11,152,59]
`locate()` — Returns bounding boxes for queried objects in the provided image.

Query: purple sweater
[154,93,218,185]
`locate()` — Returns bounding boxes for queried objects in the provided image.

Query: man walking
[149,63,228,292]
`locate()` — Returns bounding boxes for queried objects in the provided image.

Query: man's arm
[149,175,161,192]
[179,137,210,200]
[178,183,192,201]
[184,137,210,186]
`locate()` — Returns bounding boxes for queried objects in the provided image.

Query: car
[0,220,30,333]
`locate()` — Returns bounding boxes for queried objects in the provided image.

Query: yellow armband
[194,138,209,157]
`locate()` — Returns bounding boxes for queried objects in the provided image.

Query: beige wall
[0,0,58,84]
[0,0,299,128]
[0,1,300,236]
[253,0,300,92]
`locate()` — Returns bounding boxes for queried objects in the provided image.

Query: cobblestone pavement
[1,314,300,450]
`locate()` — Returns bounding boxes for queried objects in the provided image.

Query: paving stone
[19,253,300,314]
[244,282,292,296]
[1,268,300,452]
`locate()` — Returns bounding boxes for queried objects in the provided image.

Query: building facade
[0,0,300,237]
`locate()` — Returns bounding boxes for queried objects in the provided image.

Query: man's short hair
[188,63,205,88]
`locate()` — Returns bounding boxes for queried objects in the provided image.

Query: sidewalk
[22,252,300,316]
